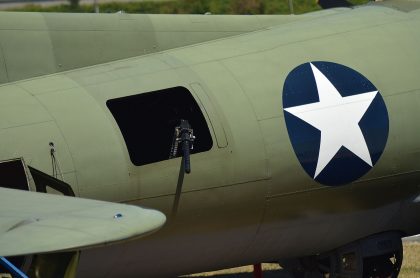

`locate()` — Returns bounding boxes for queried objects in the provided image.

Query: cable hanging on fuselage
[49,142,65,182]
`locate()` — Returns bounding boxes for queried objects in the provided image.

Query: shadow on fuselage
[184,269,292,278]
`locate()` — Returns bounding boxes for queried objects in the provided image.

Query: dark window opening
[106,86,213,166]
[0,159,30,191]
[0,159,75,197]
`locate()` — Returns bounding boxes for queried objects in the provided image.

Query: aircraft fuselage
[0,6,419,277]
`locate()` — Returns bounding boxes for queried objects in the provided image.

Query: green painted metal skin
[375,0,420,11]
[0,3,419,277]
[0,12,316,83]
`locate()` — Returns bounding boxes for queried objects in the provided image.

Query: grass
[184,242,420,277]
[6,0,370,14]
[399,242,420,278]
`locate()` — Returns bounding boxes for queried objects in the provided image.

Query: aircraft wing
[0,188,165,257]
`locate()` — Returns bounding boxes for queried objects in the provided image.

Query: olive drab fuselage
[0,5,419,277]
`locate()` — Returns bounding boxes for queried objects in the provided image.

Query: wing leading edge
[0,188,166,257]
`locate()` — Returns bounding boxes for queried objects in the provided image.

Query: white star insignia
[284,63,377,178]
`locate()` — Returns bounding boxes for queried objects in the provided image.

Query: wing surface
[0,188,165,256]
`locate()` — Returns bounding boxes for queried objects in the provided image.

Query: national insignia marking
[282,62,389,186]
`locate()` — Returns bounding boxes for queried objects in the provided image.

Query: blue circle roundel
[282,61,389,186]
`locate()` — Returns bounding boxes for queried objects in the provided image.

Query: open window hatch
[0,157,74,197]
[106,86,213,166]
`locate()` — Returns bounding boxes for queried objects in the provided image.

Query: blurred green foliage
[8,0,370,14]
